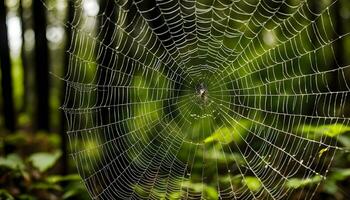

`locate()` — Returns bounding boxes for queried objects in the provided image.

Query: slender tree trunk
[331,0,343,91]
[60,0,75,175]
[97,0,116,125]
[19,0,29,113]
[306,1,319,117]
[32,0,50,131]
[0,0,16,132]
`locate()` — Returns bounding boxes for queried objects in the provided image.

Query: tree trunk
[60,0,75,175]
[331,0,343,91]
[19,0,29,113]
[32,0,50,131]
[0,0,16,132]
[97,0,116,125]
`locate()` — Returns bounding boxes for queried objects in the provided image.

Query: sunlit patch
[6,15,22,56]
[83,0,99,17]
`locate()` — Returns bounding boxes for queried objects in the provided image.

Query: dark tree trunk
[97,0,116,125]
[0,0,16,132]
[19,0,29,113]
[309,0,319,47]
[331,0,344,91]
[60,0,75,175]
[32,0,50,131]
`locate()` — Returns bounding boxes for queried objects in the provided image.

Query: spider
[196,83,208,104]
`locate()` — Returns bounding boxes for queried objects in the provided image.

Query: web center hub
[195,82,209,105]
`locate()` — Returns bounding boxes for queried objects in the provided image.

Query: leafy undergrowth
[1,125,350,200]
[0,131,89,200]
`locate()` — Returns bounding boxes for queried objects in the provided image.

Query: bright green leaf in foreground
[0,153,25,171]
[28,151,61,172]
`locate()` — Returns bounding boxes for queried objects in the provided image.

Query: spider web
[61,0,350,199]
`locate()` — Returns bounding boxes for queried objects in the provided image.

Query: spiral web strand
[62,0,350,199]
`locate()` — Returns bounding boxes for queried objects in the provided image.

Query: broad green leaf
[0,153,25,171]
[286,175,322,189]
[204,120,251,144]
[28,151,61,172]
[243,176,261,192]
[296,124,350,137]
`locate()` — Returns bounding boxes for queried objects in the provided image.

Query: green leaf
[46,174,81,184]
[0,153,25,171]
[323,180,338,195]
[243,176,261,192]
[204,120,251,144]
[30,182,62,191]
[28,151,61,172]
[322,169,350,195]
[204,149,244,165]
[205,186,218,200]
[63,182,89,199]
[286,175,322,189]
[337,135,350,147]
[331,168,350,181]
[296,124,350,138]
[0,189,15,200]
[63,189,78,199]
[168,191,182,200]
[181,181,218,200]
[219,174,243,186]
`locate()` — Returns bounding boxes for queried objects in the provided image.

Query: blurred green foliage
[0,132,88,200]
[297,124,350,138]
